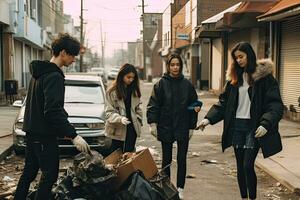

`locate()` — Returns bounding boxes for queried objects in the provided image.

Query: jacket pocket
[105,122,115,136]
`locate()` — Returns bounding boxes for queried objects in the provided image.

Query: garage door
[280,16,300,112]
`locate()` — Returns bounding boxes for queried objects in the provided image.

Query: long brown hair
[107,63,141,100]
[228,42,257,86]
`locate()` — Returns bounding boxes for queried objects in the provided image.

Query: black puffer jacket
[205,59,283,158]
[22,60,77,140]
[147,73,198,142]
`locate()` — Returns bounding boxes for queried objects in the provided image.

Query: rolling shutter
[280,17,300,112]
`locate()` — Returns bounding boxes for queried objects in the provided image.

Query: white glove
[255,126,267,138]
[196,119,210,131]
[121,117,131,125]
[72,135,90,153]
[149,123,157,137]
[189,130,194,140]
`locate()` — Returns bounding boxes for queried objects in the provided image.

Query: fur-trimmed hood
[226,58,274,82]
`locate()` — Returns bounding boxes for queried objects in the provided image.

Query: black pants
[161,140,189,188]
[14,138,59,200]
[110,125,137,153]
[234,147,259,199]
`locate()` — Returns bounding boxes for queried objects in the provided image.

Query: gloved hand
[196,119,210,131]
[255,126,267,138]
[149,123,157,137]
[121,117,131,125]
[189,130,194,140]
[72,135,90,153]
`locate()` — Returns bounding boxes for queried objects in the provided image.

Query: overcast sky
[63,0,171,57]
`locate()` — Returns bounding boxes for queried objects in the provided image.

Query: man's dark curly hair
[51,33,81,57]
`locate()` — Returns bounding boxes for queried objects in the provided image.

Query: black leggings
[110,125,137,153]
[161,140,189,188]
[234,147,259,199]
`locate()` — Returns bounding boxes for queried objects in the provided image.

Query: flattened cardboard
[104,148,158,189]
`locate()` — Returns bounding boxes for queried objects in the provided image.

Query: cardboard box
[104,148,158,189]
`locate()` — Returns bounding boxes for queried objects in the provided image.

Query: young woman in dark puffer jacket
[147,54,200,199]
[198,42,283,200]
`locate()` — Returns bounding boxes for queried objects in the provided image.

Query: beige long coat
[105,90,143,141]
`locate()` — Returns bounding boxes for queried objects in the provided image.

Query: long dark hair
[107,63,141,100]
[228,42,257,86]
[166,54,183,74]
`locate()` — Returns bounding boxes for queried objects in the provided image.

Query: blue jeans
[14,137,59,200]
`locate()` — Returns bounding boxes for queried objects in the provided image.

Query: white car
[12,74,111,155]
[89,67,104,76]
[107,68,119,80]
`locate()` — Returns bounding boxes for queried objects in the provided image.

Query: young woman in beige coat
[105,63,143,153]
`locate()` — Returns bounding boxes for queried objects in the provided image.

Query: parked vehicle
[88,67,107,87]
[12,74,111,155]
[89,67,104,76]
[107,67,119,80]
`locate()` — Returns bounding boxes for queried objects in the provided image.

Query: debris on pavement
[276,182,281,187]
[2,176,15,182]
[186,174,196,179]
[201,159,218,164]
[191,152,200,157]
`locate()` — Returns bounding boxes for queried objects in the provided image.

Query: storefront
[279,16,300,114]
[258,1,300,120]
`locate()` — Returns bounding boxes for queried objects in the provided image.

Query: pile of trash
[26,149,180,200]
[52,150,116,199]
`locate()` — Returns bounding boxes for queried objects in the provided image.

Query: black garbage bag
[149,171,180,200]
[72,150,115,185]
[52,150,117,200]
[111,171,163,200]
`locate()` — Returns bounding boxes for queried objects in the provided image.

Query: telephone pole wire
[79,0,84,72]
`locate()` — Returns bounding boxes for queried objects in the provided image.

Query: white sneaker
[178,187,184,199]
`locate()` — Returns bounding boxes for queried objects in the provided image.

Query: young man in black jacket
[14,33,90,200]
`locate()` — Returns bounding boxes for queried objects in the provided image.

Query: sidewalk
[197,90,300,194]
[0,106,19,161]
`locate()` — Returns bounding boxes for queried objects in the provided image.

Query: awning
[258,0,300,21]
[196,1,277,38]
[196,2,242,38]
[220,1,277,28]
[202,2,242,24]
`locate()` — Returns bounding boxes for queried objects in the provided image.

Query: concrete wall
[211,38,222,91]
[0,0,10,25]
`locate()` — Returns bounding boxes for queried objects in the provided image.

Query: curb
[0,144,14,162]
[256,156,300,194]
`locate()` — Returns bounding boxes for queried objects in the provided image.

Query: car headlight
[86,123,105,130]
[15,121,23,130]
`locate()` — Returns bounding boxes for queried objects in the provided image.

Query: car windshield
[65,84,104,104]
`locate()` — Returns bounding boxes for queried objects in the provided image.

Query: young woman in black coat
[147,54,200,199]
[198,42,283,200]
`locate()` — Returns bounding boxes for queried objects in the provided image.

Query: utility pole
[121,42,124,64]
[141,0,146,80]
[79,0,84,72]
[100,20,105,68]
